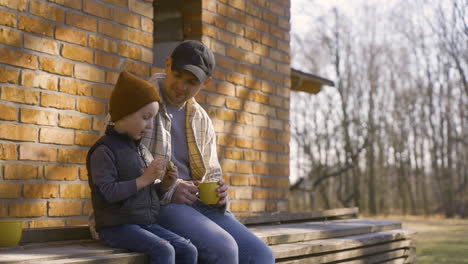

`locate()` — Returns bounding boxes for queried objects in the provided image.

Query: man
[143,40,274,264]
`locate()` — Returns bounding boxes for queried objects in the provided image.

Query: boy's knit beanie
[109,71,161,122]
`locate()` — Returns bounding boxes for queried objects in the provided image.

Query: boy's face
[162,58,211,106]
[115,102,159,140]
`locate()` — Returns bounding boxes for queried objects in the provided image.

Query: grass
[371,215,468,264]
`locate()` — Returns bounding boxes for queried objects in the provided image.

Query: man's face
[163,58,210,106]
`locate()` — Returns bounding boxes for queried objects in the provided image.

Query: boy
[86,71,197,264]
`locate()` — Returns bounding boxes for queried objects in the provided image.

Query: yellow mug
[198,181,219,204]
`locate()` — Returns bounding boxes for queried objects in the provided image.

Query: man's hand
[214,178,228,206]
[172,180,199,205]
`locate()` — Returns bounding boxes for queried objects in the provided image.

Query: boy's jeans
[158,201,275,264]
[99,223,197,264]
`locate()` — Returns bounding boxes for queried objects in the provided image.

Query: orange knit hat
[109,71,161,122]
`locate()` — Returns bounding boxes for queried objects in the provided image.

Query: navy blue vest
[87,126,160,231]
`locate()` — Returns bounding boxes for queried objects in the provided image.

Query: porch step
[251,219,402,245]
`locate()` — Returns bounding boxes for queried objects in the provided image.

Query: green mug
[198,182,219,204]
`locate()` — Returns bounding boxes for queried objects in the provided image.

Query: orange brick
[45,164,78,180]
[82,201,92,215]
[39,57,73,76]
[30,0,65,22]
[59,113,92,130]
[237,162,252,174]
[19,144,56,161]
[75,132,99,146]
[95,52,120,69]
[124,60,150,77]
[49,0,81,9]
[48,201,81,216]
[0,203,7,217]
[216,109,235,121]
[118,43,140,59]
[141,17,153,32]
[0,0,27,10]
[79,167,88,180]
[66,12,97,32]
[0,123,37,142]
[24,34,59,55]
[21,71,58,90]
[93,118,106,132]
[18,15,53,37]
[23,183,59,198]
[66,218,88,226]
[62,44,93,63]
[29,219,65,228]
[244,150,259,161]
[4,164,39,180]
[89,35,117,53]
[224,148,242,160]
[9,202,46,217]
[0,103,17,121]
[58,148,87,164]
[141,48,153,64]
[230,175,249,186]
[236,112,253,125]
[252,165,267,176]
[100,0,126,7]
[92,83,113,99]
[55,26,87,46]
[20,108,57,126]
[225,98,242,110]
[74,64,105,82]
[1,86,38,105]
[220,159,236,173]
[217,82,236,96]
[60,184,91,198]
[0,67,19,84]
[129,0,153,18]
[260,152,276,164]
[252,115,268,128]
[106,71,119,85]
[236,137,252,148]
[98,20,127,40]
[217,135,236,147]
[39,127,74,145]
[40,92,75,110]
[229,201,250,212]
[229,188,252,200]
[128,29,152,48]
[0,47,38,69]
[249,200,266,212]
[114,9,140,28]
[76,98,106,115]
[0,143,17,160]
[266,201,277,212]
[0,27,21,47]
[0,183,21,198]
[59,78,92,96]
[83,0,111,19]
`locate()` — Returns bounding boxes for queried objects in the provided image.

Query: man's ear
[165,57,172,73]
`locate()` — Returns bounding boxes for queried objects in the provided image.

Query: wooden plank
[240,207,359,225]
[272,229,415,260]
[0,241,127,264]
[20,226,90,244]
[43,252,147,264]
[251,219,402,245]
[277,243,412,264]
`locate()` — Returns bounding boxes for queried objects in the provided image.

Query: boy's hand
[137,158,165,190]
[161,161,178,191]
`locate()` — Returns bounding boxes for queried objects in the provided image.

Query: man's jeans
[99,223,197,264]
[158,201,275,264]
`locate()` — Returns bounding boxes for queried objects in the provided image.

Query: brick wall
[0,0,154,227]
[0,0,291,227]
[191,0,292,215]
